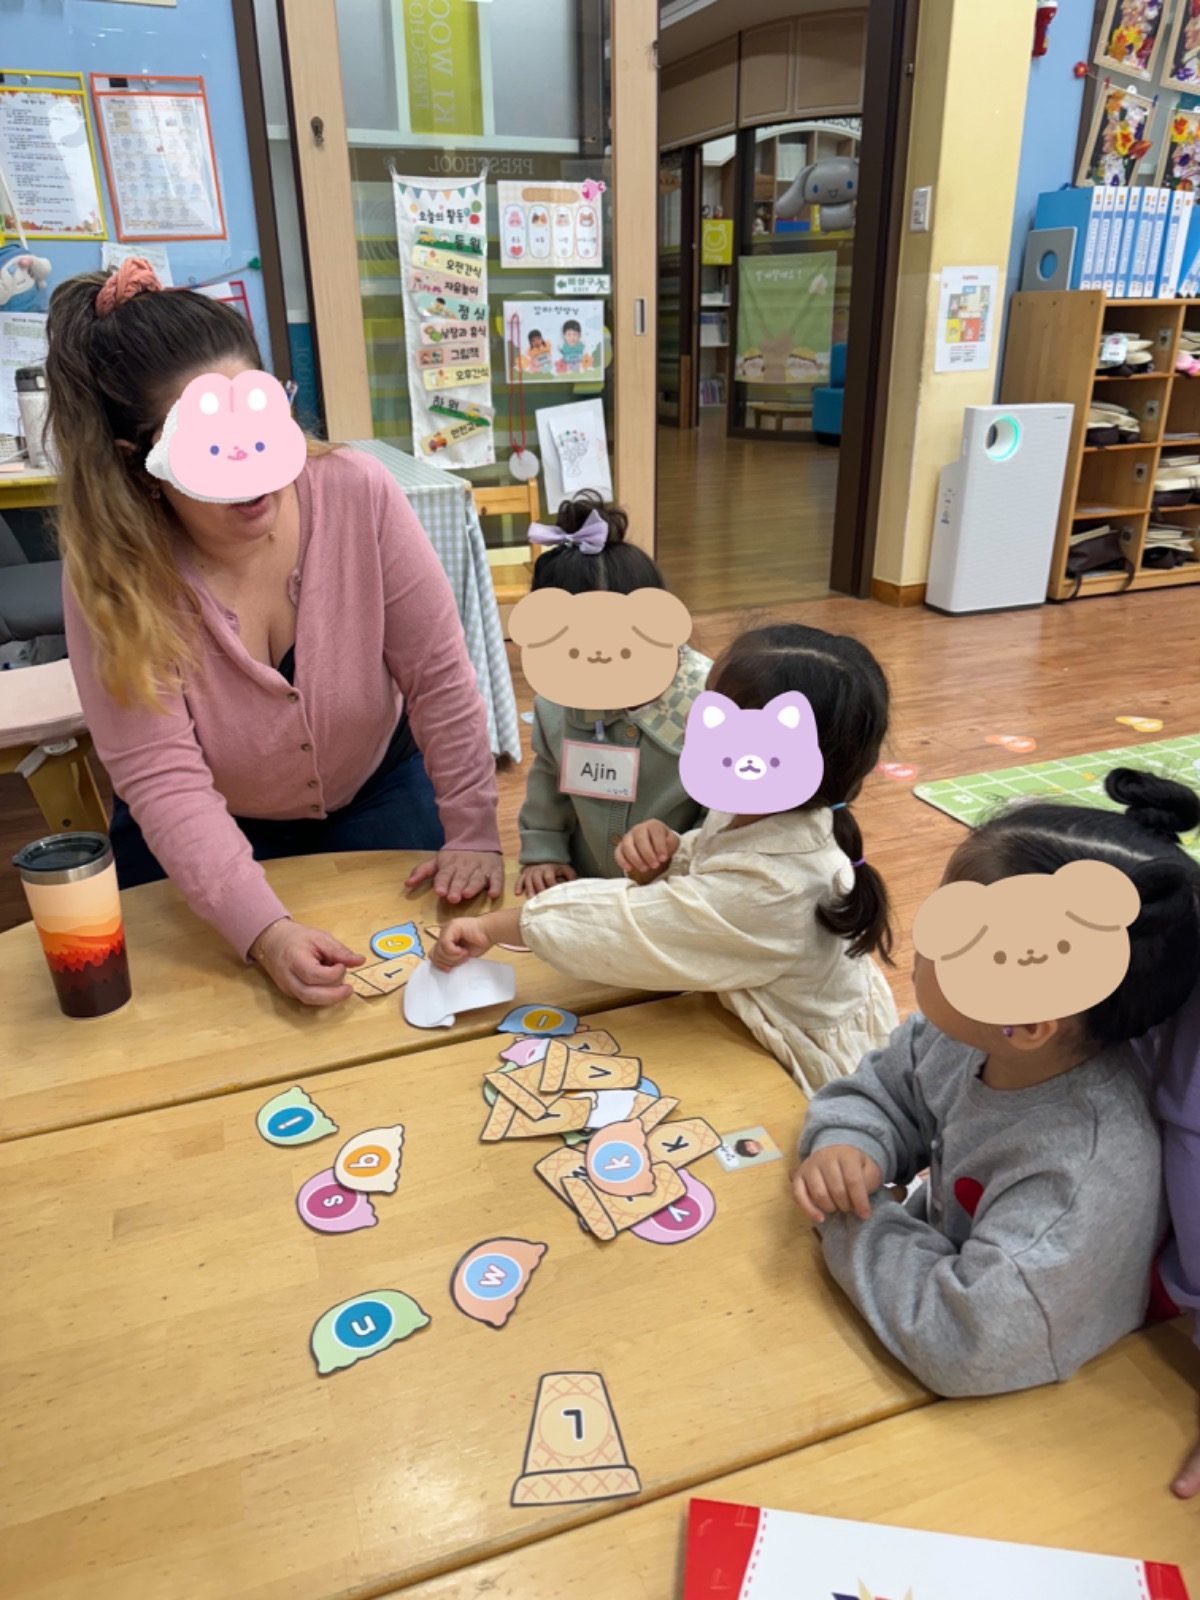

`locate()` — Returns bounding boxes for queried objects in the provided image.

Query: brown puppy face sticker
[912,860,1140,1025]
[509,588,693,709]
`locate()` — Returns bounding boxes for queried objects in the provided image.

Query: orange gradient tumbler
[13,833,132,1018]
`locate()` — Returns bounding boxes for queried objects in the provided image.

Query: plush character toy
[0,246,52,312]
[775,157,859,234]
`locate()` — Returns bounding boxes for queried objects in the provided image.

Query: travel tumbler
[13,833,132,1018]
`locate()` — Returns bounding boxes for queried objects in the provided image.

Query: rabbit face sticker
[146,370,306,504]
[509,588,693,709]
[679,690,824,814]
[912,860,1140,1025]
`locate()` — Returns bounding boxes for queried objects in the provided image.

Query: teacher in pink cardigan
[45,260,503,1007]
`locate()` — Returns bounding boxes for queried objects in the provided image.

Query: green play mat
[912,734,1200,863]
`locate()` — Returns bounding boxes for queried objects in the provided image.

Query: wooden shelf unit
[1002,291,1200,600]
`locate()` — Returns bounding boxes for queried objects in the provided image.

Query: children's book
[681,1499,1190,1600]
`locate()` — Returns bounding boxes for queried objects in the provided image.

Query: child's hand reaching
[792,1144,883,1224]
[615,819,680,884]
[515,862,578,897]
[431,916,496,971]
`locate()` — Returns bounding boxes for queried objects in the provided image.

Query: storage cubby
[1002,292,1200,599]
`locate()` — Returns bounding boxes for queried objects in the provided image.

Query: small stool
[0,659,108,834]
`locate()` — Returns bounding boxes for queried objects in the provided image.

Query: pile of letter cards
[681,1500,1190,1599]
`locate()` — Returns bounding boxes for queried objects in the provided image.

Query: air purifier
[926,403,1074,614]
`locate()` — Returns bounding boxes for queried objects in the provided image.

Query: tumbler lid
[13,832,113,884]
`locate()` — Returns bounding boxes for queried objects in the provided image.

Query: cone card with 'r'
[511,1371,640,1507]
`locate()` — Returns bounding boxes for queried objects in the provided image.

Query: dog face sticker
[145,370,306,504]
[679,690,823,814]
[509,588,692,709]
[912,860,1140,1025]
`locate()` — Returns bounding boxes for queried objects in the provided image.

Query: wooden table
[0,851,647,1141]
[0,462,56,511]
[0,994,928,1599]
[400,1325,1200,1599]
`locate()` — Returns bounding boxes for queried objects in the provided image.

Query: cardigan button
[287,691,300,703]
[307,779,318,789]
[301,742,312,752]
[624,725,637,740]
[310,804,321,813]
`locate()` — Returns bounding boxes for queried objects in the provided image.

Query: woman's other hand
[251,918,364,1007]
[406,849,504,904]
[515,862,577,897]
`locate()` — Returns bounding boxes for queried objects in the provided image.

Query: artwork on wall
[1094,0,1168,82]
[1161,0,1200,88]
[392,171,494,467]
[503,300,605,384]
[498,180,605,270]
[1157,105,1200,188]
[1077,85,1154,186]
[535,398,613,515]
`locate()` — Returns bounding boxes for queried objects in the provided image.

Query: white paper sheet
[535,397,612,518]
[0,310,48,440]
[101,242,174,285]
[403,957,516,1029]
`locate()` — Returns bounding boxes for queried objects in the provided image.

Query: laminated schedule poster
[681,1500,1190,1600]
[392,172,495,467]
[498,179,605,269]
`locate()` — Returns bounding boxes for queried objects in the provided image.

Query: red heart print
[954,1176,984,1217]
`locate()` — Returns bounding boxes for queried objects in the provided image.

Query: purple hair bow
[528,508,609,555]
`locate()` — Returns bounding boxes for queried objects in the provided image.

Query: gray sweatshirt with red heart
[799,1013,1164,1398]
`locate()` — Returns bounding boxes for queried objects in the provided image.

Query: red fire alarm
[1034,0,1058,56]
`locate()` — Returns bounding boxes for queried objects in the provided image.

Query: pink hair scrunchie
[94,257,162,318]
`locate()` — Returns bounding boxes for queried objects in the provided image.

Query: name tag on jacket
[559,739,640,802]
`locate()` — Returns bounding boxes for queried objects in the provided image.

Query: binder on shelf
[1102,185,1129,294]
[1093,186,1118,291]
[1157,189,1194,297]
[1130,187,1161,297]
[1114,187,1144,296]
[1145,187,1171,296]
[1179,207,1200,296]
[1033,186,1109,287]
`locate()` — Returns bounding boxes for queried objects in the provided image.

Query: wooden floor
[656,416,837,612]
[6,585,1197,1020]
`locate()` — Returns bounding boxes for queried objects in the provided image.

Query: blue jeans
[109,751,446,890]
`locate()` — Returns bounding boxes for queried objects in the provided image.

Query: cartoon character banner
[734,252,836,386]
[391,170,494,467]
[503,299,604,385]
[497,179,605,270]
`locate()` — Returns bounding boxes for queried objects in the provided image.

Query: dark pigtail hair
[530,489,666,596]
[946,767,1200,1046]
[711,623,893,962]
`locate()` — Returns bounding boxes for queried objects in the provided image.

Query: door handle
[310,115,325,147]
[634,297,647,336]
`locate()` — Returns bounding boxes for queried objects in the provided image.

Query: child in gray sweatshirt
[794,767,1200,1399]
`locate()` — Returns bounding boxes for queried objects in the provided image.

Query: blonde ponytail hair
[46,271,290,708]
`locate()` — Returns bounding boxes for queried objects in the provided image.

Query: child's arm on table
[515,701,579,897]
[794,1015,933,1223]
[436,853,799,992]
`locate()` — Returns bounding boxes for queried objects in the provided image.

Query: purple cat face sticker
[679,690,823,814]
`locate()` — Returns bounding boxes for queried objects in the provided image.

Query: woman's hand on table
[250,917,365,1007]
[792,1143,884,1224]
[515,862,577,897]
[406,849,504,904]
[1172,1433,1200,1498]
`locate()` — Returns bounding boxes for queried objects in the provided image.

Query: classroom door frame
[658,143,702,430]
[264,0,660,556]
[828,0,921,596]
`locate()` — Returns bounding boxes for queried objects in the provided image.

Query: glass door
[260,0,658,549]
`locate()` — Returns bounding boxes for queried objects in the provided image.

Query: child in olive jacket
[515,493,710,894]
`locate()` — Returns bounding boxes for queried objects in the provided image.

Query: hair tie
[95,257,162,318]
[830,801,847,812]
[851,857,866,868]
[528,508,609,555]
